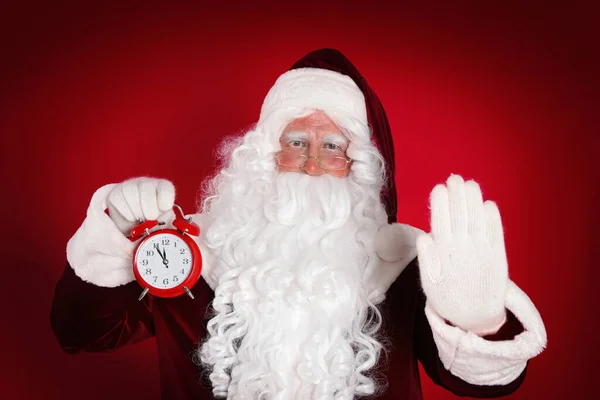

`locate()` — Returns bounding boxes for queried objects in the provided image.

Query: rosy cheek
[277,164,299,173]
[326,168,350,178]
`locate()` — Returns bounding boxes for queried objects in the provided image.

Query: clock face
[135,233,193,289]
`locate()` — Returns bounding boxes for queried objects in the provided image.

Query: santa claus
[51,49,547,399]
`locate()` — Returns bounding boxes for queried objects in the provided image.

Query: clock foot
[184,286,195,299]
[138,287,150,301]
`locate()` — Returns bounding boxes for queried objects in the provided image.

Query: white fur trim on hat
[258,68,368,127]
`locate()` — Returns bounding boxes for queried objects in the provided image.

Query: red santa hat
[258,48,398,223]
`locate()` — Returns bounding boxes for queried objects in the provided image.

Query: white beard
[198,171,387,400]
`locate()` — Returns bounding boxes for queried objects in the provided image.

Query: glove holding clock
[107,177,202,300]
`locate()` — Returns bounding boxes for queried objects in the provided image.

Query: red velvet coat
[51,257,526,399]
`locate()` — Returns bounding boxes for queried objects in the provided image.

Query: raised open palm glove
[417,174,508,335]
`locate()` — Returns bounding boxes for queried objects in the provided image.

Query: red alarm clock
[129,204,202,301]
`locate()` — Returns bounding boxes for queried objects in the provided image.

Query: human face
[277,111,351,178]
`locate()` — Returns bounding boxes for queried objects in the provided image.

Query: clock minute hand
[161,246,169,268]
[159,245,169,268]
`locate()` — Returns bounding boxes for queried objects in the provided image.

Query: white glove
[107,177,176,236]
[417,174,508,335]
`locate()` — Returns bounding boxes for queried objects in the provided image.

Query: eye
[323,142,342,151]
[288,140,306,148]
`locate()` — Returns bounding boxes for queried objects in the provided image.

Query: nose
[303,157,324,176]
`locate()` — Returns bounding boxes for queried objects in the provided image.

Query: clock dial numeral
[173,275,179,283]
[141,259,148,266]
[162,239,170,245]
[182,258,189,264]
[145,268,152,275]
[180,269,184,274]
[146,250,155,256]
[163,278,169,285]
[180,249,185,254]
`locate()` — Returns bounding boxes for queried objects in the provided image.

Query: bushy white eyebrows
[281,131,308,141]
[281,131,349,146]
[322,134,349,146]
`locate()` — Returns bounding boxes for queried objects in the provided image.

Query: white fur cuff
[425,280,547,386]
[66,184,137,287]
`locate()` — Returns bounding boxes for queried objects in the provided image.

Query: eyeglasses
[275,152,352,171]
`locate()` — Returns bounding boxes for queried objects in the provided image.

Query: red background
[1,1,598,399]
